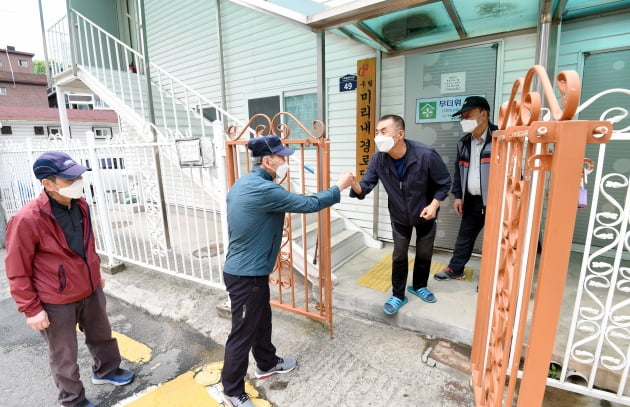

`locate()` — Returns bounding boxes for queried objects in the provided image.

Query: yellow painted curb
[112,331,152,364]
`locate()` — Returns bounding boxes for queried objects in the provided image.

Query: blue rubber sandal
[407,286,437,303]
[383,296,408,315]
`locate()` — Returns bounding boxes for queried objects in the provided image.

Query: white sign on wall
[441,72,466,94]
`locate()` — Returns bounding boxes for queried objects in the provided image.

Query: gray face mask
[57,179,85,199]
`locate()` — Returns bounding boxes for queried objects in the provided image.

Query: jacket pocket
[57,264,67,292]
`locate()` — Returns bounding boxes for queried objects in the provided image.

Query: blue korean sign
[339,74,357,92]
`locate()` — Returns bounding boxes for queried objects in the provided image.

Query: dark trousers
[448,194,486,273]
[221,273,278,397]
[41,286,121,407]
[391,220,436,299]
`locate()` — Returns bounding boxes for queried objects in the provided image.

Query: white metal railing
[546,89,630,405]
[47,10,253,139]
[0,130,227,289]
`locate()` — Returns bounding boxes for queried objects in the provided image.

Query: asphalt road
[0,293,224,407]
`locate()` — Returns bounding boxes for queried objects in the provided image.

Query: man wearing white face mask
[221,135,355,407]
[434,96,497,282]
[4,151,134,407]
[350,115,451,315]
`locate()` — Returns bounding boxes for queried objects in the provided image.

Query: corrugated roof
[0,105,118,123]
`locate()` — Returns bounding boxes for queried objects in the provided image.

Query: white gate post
[86,131,121,270]
[212,120,229,266]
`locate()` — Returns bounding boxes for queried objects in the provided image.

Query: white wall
[557,11,630,75]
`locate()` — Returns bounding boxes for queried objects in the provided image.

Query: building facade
[0,47,48,107]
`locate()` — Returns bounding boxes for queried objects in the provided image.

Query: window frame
[93,126,113,140]
[47,126,67,137]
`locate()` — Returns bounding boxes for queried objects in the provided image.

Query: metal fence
[0,128,227,289]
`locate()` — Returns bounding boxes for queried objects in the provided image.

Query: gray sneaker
[434,267,465,280]
[222,393,254,407]
[255,357,297,379]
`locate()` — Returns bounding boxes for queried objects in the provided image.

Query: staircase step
[292,217,345,249]
[331,229,365,270]
[305,228,364,270]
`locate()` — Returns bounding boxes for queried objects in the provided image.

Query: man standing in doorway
[434,96,497,282]
[349,114,451,315]
[221,135,355,407]
[4,151,135,407]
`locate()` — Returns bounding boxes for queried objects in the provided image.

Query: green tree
[33,60,46,75]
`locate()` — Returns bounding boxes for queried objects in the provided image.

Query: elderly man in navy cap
[4,151,134,407]
[221,135,354,407]
[434,96,497,282]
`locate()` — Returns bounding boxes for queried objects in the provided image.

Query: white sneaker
[223,393,254,407]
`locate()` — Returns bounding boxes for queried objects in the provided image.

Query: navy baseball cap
[452,96,491,117]
[247,135,294,157]
[33,151,89,180]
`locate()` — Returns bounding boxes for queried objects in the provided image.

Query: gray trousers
[41,286,121,406]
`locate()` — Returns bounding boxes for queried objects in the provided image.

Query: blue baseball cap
[247,135,294,157]
[33,151,89,180]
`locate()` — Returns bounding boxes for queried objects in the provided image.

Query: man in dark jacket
[434,96,497,281]
[221,135,354,407]
[4,151,134,407]
[350,114,451,315]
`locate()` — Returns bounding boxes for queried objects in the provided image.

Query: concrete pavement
[2,245,620,406]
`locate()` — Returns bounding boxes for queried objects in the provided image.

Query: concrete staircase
[290,212,368,286]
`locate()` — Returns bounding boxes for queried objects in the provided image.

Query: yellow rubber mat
[355,254,474,291]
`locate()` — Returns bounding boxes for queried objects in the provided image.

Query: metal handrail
[47,9,255,138]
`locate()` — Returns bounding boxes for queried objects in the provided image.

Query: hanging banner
[355,57,376,180]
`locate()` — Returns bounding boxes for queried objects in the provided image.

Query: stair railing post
[66,3,78,77]
[86,131,118,267]
[212,120,229,266]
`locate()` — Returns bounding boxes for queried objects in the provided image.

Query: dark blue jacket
[224,166,341,277]
[350,139,451,226]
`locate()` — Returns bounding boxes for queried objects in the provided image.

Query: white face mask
[374,135,395,153]
[275,162,289,179]
[57,179,85,199]
[460,119,478,133]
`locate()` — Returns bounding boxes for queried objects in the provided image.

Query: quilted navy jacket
[351,139,451,226]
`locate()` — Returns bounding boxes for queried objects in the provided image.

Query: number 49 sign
[339,74,357,92]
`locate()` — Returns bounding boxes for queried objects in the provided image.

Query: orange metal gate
[470,65,613,406]
[224,113,336,336]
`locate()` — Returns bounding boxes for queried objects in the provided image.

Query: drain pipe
[214,0,227,120]
[37,0,52,87]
